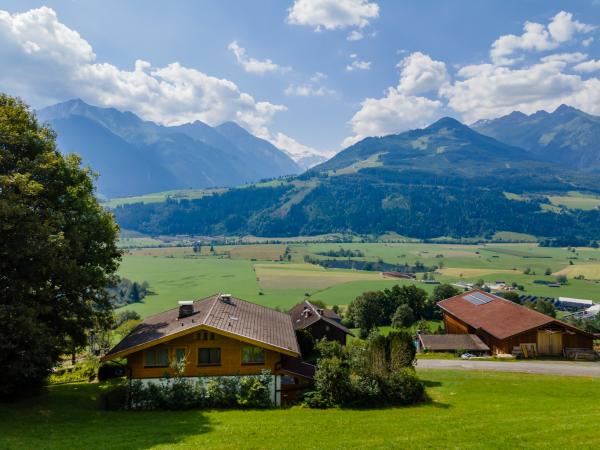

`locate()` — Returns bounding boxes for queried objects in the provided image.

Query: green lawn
[2,370,599,449]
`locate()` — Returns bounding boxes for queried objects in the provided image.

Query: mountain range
[37,99,301,198]
[473,105,600,171]
[114,109,600,243]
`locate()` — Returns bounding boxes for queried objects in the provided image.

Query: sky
[1,0,599,163]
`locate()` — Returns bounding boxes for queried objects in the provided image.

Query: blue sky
[0,0,599,163]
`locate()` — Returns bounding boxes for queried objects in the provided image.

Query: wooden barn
[437,290,595,356]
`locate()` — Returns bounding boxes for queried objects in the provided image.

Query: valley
[117,241,600,319]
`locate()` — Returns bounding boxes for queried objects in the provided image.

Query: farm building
[289,300,353,345]
[438,290,595,356]
[102,294,314,405]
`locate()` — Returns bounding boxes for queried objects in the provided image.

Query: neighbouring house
[437,290,595,356]
[102,294,314,405]
[289,300,354,346]
[417,333,490,355]
[557,297,594,311]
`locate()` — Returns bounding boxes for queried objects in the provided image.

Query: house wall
[126,330,284,379]
[307,320,347,345]
[443,312,470,334]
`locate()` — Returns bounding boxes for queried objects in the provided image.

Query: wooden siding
[443,312,470,334]
[442,311,594,354]
[127,329,284,379]
[307,320,347,345]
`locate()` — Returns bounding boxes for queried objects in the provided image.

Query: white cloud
[397,52,448,95]
[0,7,290,138]
[574,59,600,73]
[347,30,364,41]
[439,60,599,122]
[582,37,594,47]
[346,59,371,71]
[540,52,588,63]
[310,71,327,83]
[343,89,442,147]
[287,0,379,31]
[272,132,335,168]
[490,11,595,65]
[227,40,288,74]
[284,83,335,97]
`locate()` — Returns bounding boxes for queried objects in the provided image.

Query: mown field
[1,370,599,449]
[117,242,600,318]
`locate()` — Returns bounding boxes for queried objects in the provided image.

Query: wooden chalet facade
[289,300,353,345]
[438,290,595,356]
[102,294,315,405]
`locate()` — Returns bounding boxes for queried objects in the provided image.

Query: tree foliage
[0,95,121,399]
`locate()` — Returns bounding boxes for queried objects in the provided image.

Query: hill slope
[473,105,600,171]
[114,118,600,243]
[37,99,301,197]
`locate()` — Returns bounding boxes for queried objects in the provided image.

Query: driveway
[417,358,600,377]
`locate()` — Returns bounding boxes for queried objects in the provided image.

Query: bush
[115,371,274,410]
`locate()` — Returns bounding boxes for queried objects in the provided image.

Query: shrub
[237,372,273,408]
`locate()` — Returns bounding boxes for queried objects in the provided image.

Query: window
[144,348,169,367]
[175,348,187,364]
[198,347,221,366]
[242,346,265,364]
[196,331,215,341]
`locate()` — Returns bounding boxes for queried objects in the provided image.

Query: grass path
[1,370,599,449]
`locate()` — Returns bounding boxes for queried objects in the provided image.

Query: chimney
[220,294,233,304]
[178,300,194,318]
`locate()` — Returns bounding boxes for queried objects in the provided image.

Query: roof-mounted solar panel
[464,292,493,306]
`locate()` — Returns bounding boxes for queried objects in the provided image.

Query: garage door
[537,331,563,355]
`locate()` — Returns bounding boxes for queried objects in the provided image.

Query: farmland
[117,242,600,319]
[2,370,599,449]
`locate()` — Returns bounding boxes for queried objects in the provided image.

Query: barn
[437,290,595,356]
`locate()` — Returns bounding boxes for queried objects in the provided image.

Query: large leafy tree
[0,95,121,399]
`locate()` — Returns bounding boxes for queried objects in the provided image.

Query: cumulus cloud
[346,59,371,71]
[227,40,288,74]
[343,89,442,147]
[490,11,595,65]
[287,0,379,31]
[0,6,290,139]
[397,52,448,95]
[574,59,600,73]
[347,30,364,41]
[439,60,600,122]
[284,83,335,96]
[271,131,335,167]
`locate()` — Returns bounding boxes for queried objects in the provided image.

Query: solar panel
[464,292,493,306]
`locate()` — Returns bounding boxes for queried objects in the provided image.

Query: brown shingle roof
[437,289,591,340]
[288,300,354,336]
[104,294,300,360]
[419,334,490,352]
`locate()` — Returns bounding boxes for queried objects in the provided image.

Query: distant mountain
[114,117,600,244]
[316,117,537,175]
[37,99,301,197]
[473,105,600,171]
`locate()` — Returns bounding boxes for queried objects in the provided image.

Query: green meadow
[117,242,600,319]
[2,370,599,449]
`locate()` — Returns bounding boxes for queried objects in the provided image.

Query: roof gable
[289,300,353,336]
[104,294,300,360]
[438,289,556,339]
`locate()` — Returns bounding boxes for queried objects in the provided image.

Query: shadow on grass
[0,383,214,450]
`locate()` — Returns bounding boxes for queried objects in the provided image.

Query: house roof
[419,334,490,352]
[288,300,354,336]
[103,294,300,360]
[438,289,593,340]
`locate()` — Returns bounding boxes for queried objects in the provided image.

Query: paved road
[417,358,600,377]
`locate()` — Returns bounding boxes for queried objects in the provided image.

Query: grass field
[116,242,600,319]
[2,370,599,449]
[548,191,600,211]
[103,189,224,208]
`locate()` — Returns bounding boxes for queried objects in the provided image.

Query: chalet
[289,300,354,345]
[102,294,314,405]
[437,290,595,356]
